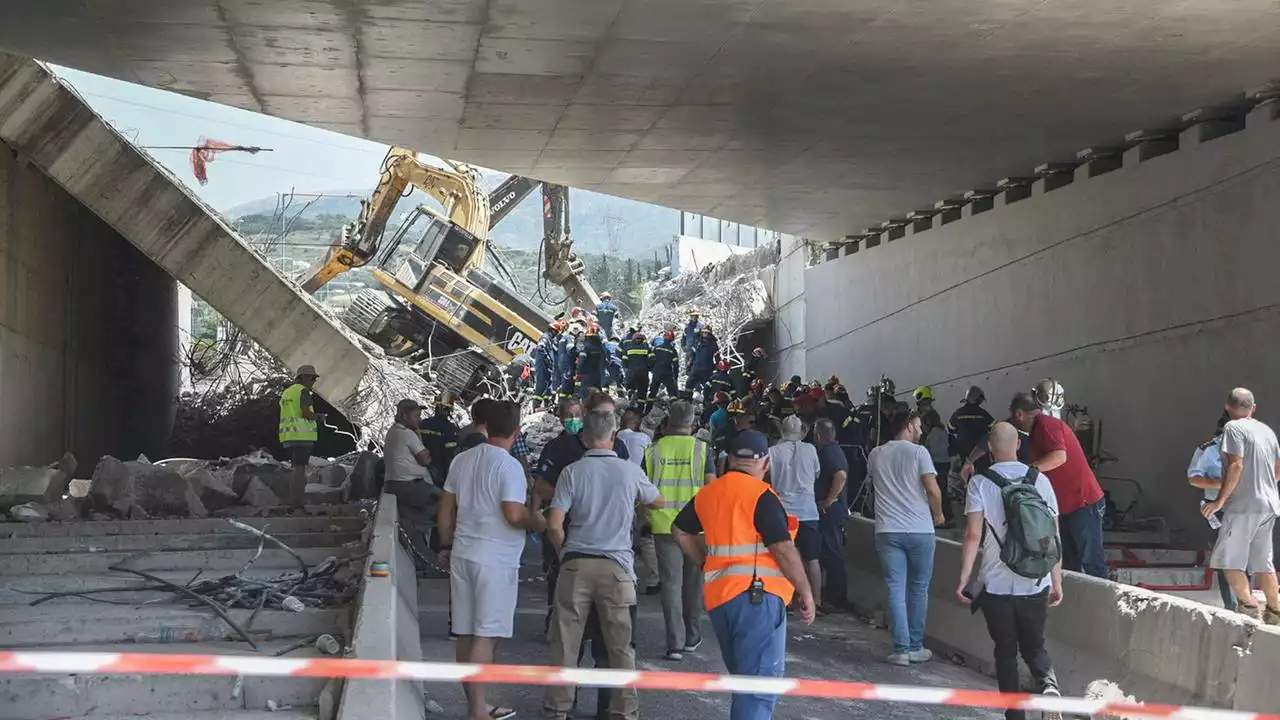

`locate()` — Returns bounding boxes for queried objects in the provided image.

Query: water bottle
[134,618,229,644]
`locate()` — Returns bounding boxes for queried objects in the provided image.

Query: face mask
[564,417,584,433]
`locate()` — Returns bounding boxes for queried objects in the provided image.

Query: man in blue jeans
[672,430,815,720]
[1009,392,1108,579]
[867,411,945,665]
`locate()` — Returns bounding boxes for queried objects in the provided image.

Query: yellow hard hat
[913,386,934,402]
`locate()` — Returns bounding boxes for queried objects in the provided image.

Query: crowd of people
[279,353,1280,720]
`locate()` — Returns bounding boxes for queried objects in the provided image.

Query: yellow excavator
[299,146,601,396]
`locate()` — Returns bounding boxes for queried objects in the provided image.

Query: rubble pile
[636,243,778,366]
[341,352,442,449]
[2,449,377,523]
[522,410,565,460]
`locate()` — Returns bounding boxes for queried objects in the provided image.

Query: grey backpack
[979,468,1061,579]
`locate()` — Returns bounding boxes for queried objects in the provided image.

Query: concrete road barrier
[336,493,425,720]
[842,516,1280,713]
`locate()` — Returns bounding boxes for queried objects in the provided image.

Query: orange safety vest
[695,471,798,611]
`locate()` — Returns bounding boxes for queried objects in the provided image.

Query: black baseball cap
[729,430,770,459]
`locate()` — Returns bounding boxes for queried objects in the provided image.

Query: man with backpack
[957,422,1063,720]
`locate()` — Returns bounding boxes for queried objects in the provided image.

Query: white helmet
[1033,378,1065,415]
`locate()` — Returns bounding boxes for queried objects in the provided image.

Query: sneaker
[683,638,702,653]
[1041,686,1064,720]
[664,650,684,661]
[1265,606,1280,626]
[886,652,910,667]
[907,648,933,664]
[1239,603,1264,621]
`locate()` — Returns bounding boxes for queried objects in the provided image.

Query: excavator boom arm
[299,147,491,292]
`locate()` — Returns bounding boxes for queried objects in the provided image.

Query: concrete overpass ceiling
[3,0,1278,238]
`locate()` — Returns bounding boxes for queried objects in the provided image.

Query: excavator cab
[375,204,481,285]
[299,146,603,397]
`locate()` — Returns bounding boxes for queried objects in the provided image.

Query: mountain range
[225,182,680,260]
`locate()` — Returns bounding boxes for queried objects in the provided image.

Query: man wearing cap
[672,430,815,719]
[645,400,715,661]
[595,292,619,339]
[384,398,434,557]
[279,365,325,508]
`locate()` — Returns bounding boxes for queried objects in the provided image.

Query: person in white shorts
[1202,388,1280,623]
[438,400,546,720]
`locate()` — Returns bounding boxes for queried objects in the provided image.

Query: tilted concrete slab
[0,52,370,405]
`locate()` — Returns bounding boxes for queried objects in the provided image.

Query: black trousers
[650,368,678,400]
[626,373,650,412]
[979,591,1057,720]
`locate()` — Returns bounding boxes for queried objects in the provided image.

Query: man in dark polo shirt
[532,393,630,635]
[1010,392,1107,579]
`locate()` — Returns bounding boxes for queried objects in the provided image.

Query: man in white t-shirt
[957,422,1062,720]
[438,400,546,720]
[383,399,435,557]
[867,411,944,666]
[768,415,823,609]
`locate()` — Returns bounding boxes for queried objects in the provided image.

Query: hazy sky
[53,65,409,212]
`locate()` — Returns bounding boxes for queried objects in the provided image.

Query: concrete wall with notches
[805,101,1280,539]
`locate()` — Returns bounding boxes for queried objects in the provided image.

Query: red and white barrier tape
[0,651,1272,719]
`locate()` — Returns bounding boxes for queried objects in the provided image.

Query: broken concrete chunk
[241,477,282,508]
[304,482,345,505]
[126,461,208,518]
[308,463,348,488]
[348,452,378,501]
[0,451,76,506]
[89,456,136,516]
[44,497,82,522]
[9,502,47,522]
[231,462,293,502]
[184,467,240,512]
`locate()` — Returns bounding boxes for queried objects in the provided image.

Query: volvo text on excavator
[298,147,601,397]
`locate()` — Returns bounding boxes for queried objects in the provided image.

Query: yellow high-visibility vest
[646,435,708,534]
[279,383,318,444]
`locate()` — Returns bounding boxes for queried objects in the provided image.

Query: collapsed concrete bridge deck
[0,51,373,460]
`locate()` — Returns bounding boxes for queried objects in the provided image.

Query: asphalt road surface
[417,568,1004,720]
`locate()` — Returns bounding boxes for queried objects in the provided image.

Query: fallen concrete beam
[0,53,370,408]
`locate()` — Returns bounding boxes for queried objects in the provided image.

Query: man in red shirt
[1011,392,1108,579]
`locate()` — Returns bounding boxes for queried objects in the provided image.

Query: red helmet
[716,360,730,371]
[663,329,675,342]
[713,391,729,404]
[809,387,825,401]
[752,347,766,358]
